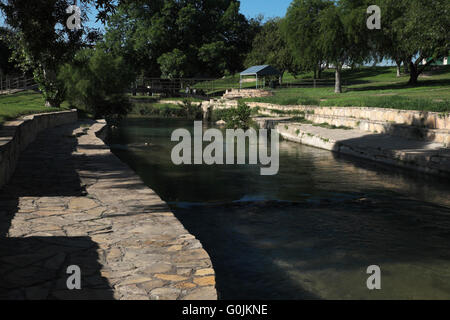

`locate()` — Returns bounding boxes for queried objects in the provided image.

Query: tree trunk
[279,71,284,85]
[335,65,342,93]
[43,67,57,107]
[395,60,402,77]
[408,61,419,85]
[318,64,322,79]
[403,60,409,74]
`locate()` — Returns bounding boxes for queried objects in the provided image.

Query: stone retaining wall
[204,100,449,146]
[205,100,450,131]
[159,100,203,106]
[0,109,78,189]
[246,102,450,130]
[222,89,273,100]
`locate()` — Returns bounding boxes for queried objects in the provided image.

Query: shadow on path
[0,123,114,300]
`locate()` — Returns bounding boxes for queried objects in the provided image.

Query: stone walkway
[0,121,217,300]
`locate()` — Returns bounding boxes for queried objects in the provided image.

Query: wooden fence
[0,75,36,94]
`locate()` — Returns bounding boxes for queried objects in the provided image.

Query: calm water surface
[108,118,450,300]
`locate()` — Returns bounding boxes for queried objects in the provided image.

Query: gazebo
[240,65,281,89]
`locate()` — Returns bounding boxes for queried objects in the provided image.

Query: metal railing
[132,76,347,97]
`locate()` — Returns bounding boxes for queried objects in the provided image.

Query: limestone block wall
[222,89,273,100]
[243,102,450,146]
[0,110,78,189]
[245,102,450,130]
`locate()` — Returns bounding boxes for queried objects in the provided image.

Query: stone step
[303,114,450,147]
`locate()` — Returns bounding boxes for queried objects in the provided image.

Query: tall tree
[0,0,101,106]
[284,0,333,79]
[102,0,257,78]
[0,27,18,75]
[396,0,449,85]
[318,0,370,93]
[369,0,449,84]
[368,0,409,77]
[245,18,298,83]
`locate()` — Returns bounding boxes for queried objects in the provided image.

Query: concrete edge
[84,119,219,300]
[277,124,450,178]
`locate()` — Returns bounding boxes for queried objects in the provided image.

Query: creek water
[108,118,450,300]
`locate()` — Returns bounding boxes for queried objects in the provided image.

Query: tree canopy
[0,0,101,106]
[102,0,260,78]
[371,0,450,84]
[284,0,333,79]
[0,27,17,75]
[245,18,299,81]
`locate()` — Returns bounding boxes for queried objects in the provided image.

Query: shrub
[223,102,254,130]
[181,99,203,120]
[58,48,135,122]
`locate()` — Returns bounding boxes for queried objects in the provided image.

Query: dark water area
[108,118,450,300]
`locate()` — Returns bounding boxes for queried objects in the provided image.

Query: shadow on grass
[346,78,450,93]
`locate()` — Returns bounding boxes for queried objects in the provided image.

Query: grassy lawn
[240,66,450,112]
[0,91,69,125]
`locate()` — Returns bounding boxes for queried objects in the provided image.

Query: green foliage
[58,49,135,121]
[134,103,185,118]
[102,0,259,77]
[0,27,18,75]
[223,102,254,130]
[181,99,203,120]
[319,1,371,92]
[132,101,202,119]
[34,68,66,108]
[0,1,101,107]
[157,49,188,79]
[198,41,227,76]
[284,0,333,76]
[370,0,450,84]
[245,18,298,78]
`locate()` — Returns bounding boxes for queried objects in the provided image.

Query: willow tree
[318,0,370,93]
[284,0,333,79]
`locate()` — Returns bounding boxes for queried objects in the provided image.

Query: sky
[1,0,293,28]
[240,0,292,20]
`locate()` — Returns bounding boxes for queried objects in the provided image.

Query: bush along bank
[132,99,203,120]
